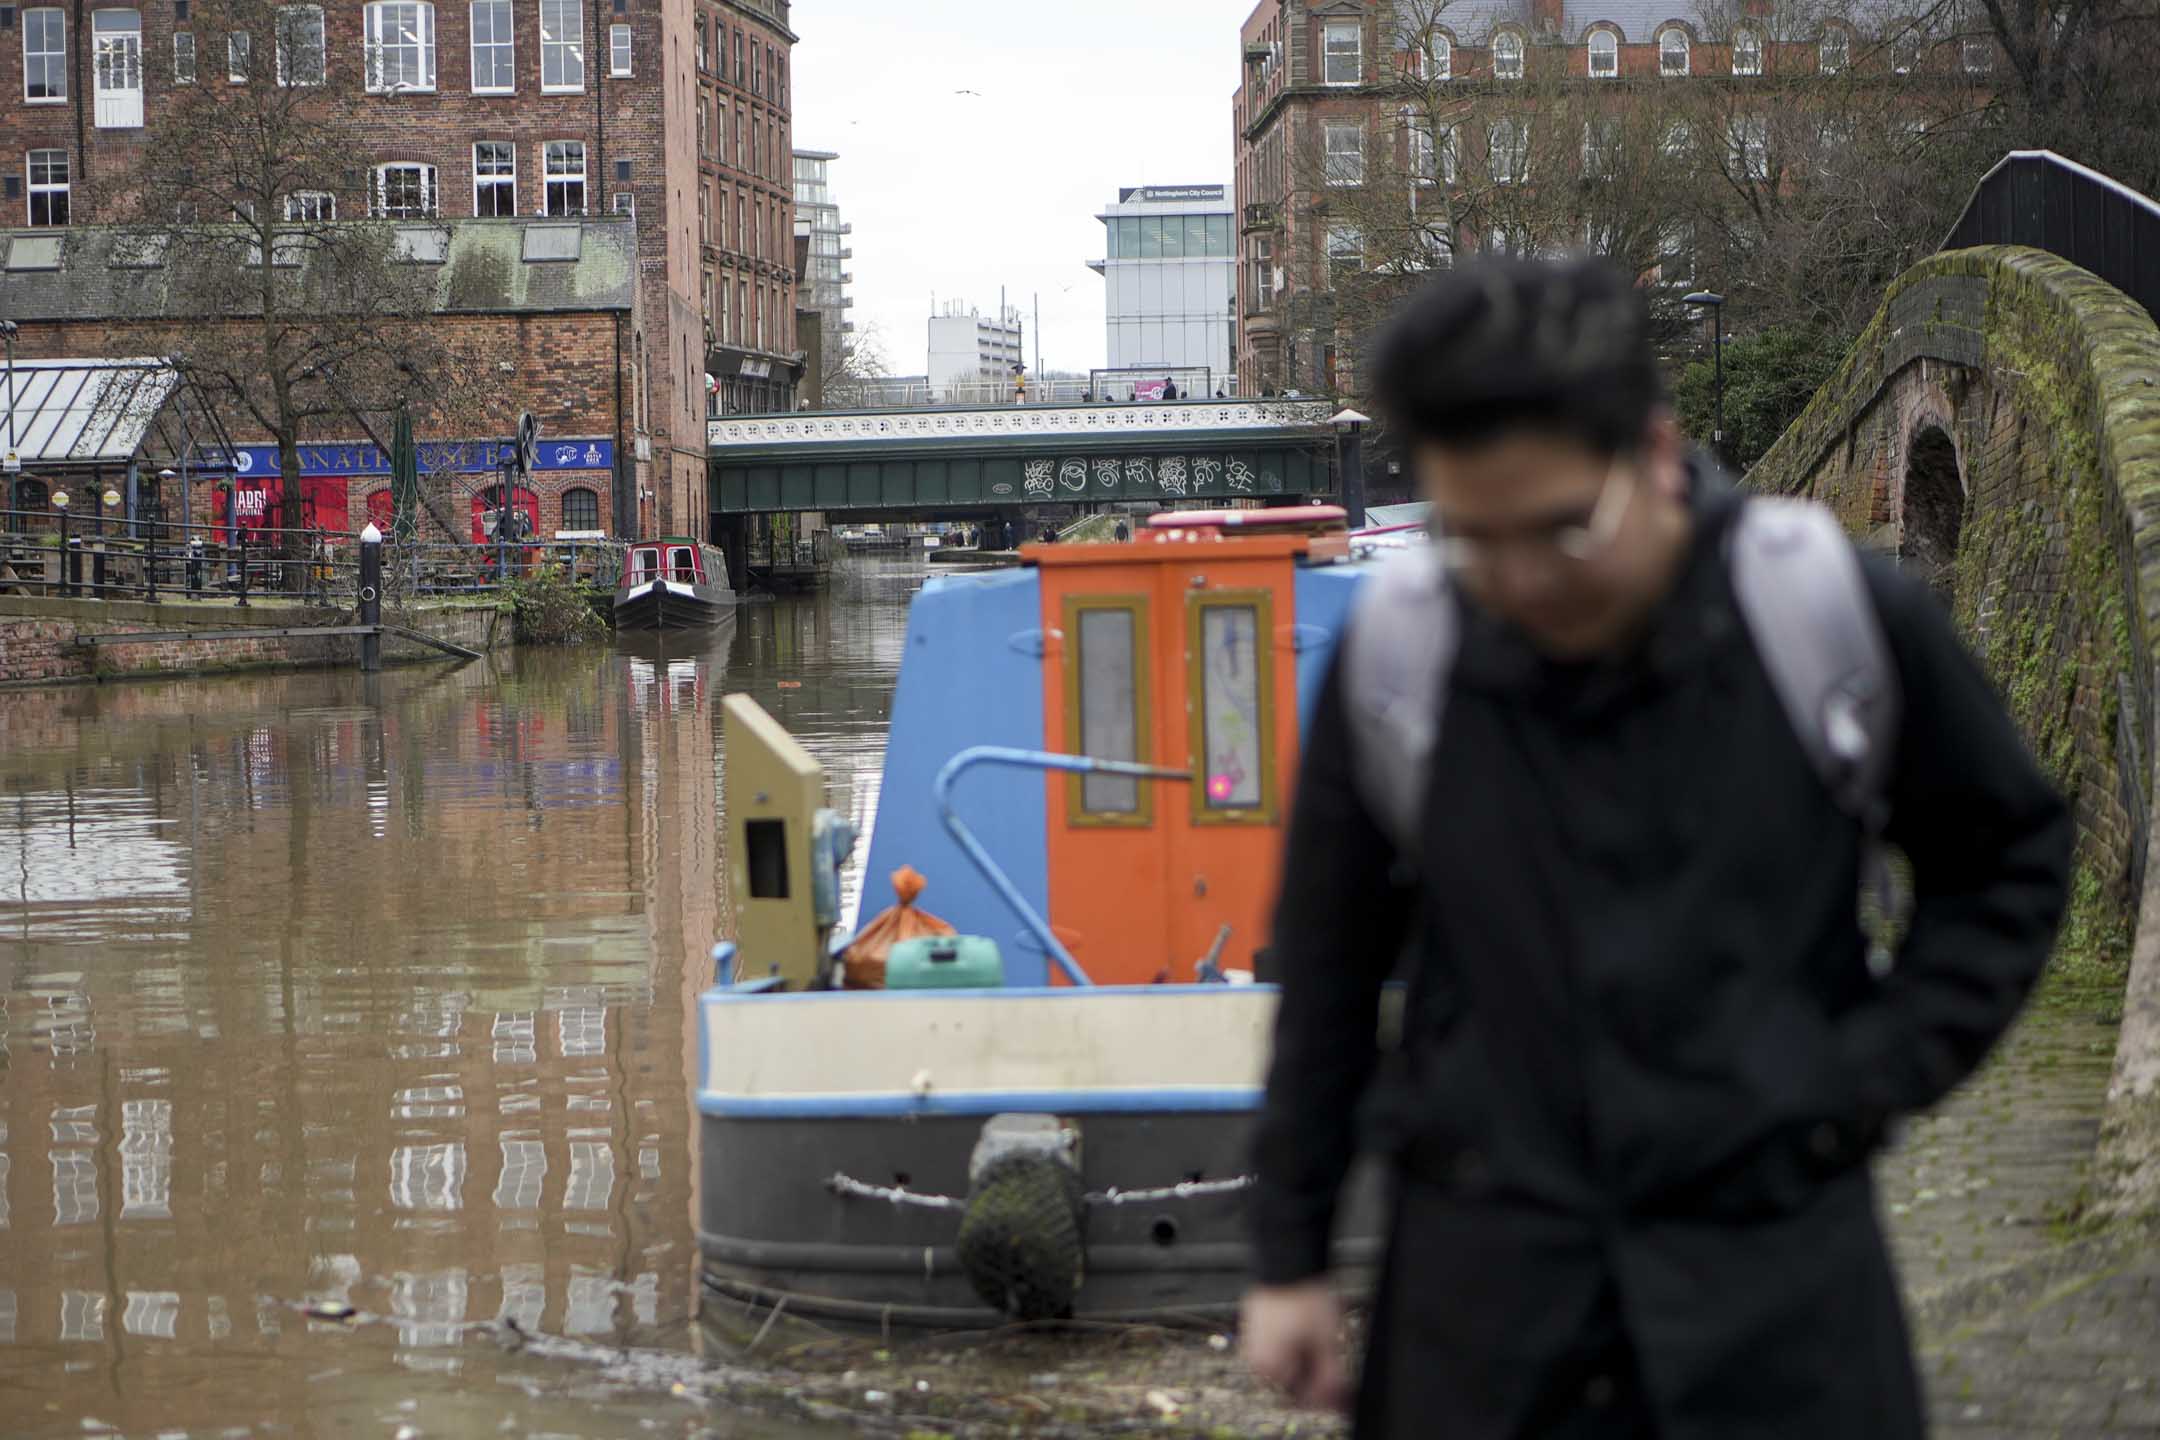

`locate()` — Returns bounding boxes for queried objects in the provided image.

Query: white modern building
[793,150,854,343]
[1089,184,1238,388]
[927,302,1026,401]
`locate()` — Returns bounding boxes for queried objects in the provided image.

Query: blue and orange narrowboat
[697,506,1392,1327]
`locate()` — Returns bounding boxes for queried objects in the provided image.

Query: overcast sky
[791,0,1258,379]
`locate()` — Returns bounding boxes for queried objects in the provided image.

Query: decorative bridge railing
[707,399,1338,515]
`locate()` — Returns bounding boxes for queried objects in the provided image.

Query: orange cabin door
[1039,543,1302,986]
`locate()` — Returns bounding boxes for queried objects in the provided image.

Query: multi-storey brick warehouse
[1232,0,2003,395]
[0,0,800,538]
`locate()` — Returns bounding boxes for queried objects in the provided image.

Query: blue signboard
[195,437,616,478]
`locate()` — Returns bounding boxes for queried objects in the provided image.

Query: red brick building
[1233,0,2001,394]
[2,219,635,539]
[0,0,799,539]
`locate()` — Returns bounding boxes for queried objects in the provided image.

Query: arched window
[1588,30,1617,77]
[561,486,600,532]
[1819,26,1848,73]
[1492,30,1524,79]
[1733,25,1762,74]
[1660,27,1689,75]
[1428,32,1451,80]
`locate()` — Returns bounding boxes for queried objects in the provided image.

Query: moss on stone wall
[1748,246,2160,985]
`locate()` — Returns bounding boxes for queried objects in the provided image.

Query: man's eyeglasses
[1432,462,1637,578]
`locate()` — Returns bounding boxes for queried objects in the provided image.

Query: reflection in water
[0,560,924,1437]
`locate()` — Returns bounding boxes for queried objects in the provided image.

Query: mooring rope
[823,1171,1255,1210]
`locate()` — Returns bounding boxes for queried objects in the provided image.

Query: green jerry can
[885,934,1005,990]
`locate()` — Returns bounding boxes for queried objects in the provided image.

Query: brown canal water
[0,559,939,1438]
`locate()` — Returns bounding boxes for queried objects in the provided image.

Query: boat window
[1064,596,1151,824]
[668,545,698,582]
[1189,593,1275,824]
[630,549,657,581]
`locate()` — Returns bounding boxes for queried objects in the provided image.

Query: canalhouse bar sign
[196,438,616,477]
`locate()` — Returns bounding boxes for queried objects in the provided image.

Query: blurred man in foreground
[1242,258,2070,1438]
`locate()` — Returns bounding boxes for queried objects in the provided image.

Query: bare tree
[92,0,483,579]
[821,322,892,409]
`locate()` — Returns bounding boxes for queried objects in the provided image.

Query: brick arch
[1749,246,2160,1213]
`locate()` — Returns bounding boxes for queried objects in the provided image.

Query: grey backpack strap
[1727,498,1901,829]
[1342,546,1458,854]
[1729,498,1904,973]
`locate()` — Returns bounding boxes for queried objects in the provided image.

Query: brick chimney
[1530,0,1566,38]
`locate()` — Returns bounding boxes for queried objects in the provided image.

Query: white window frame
[23,8,67,103]
[91,8,144,128]
[173,30,196,83]
[228,29,250,81]
[27,148,70,226]
[1892,28,1919,74]
[1323,119,1364,187]
[1662,120,1693,158]
[539,0,584,92]
[543,138,586,215]
[364,2,436,92]
[611,190,633,218]
[1249,234,1275,309]
[1733,25,1762,75]
[1583,119,1617,178]
[1325,222,1363,272]
[1321,19,1360,85]
[284,190,334,221]
[1407,114,1436,185]
[1730,115,1770,181]
[1588,30,1617,77]
[275,4,324,85]
[1962,37,1993,73]
[1493,30,1524,79]
[473,140,515,215]
[1428,32,1450,81]
[608,22,629,76]
[1489,118,1528,184]
[1436,124,1459,184]
[1819,27,1848,73]
[1660,28,1689,76]
[469,0,513,93]
[372,161,438,218]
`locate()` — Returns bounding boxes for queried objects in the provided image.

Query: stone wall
[1751,247,2160,912]
[0,597,500,687]
[1749,244,2160,1218]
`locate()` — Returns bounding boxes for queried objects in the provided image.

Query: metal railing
[0,508,626,608]
[1944,150,2160,322]
[817,373,1244,410]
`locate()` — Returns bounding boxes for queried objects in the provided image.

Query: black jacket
[1251,468,2072,1437]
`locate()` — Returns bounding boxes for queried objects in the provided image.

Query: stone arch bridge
[1749,240,2160,1218]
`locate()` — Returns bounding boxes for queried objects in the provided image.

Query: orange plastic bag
[841,865,956,990]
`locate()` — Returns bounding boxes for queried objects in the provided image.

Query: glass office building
[1089,184,1238,387]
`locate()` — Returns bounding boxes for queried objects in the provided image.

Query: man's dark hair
[1367,257,1661,457]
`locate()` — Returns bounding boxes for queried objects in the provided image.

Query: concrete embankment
[0,595,501,685]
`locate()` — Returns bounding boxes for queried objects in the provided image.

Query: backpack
[1342,497,1903,971]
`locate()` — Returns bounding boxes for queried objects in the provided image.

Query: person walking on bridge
[1241,257,2071,1439]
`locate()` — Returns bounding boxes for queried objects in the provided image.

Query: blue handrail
[931,746,1193,988]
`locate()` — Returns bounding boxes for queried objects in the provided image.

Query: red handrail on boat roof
[1146,505,1348,531]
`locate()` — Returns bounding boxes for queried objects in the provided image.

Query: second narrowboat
[614,537,734,630]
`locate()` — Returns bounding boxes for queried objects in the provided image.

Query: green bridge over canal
[706,398,1341,520]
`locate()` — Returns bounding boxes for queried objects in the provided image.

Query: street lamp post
[1683,291,1726,464]
[1331,408,1371,529]
[1,319,19,513]
[51,489,71,596]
